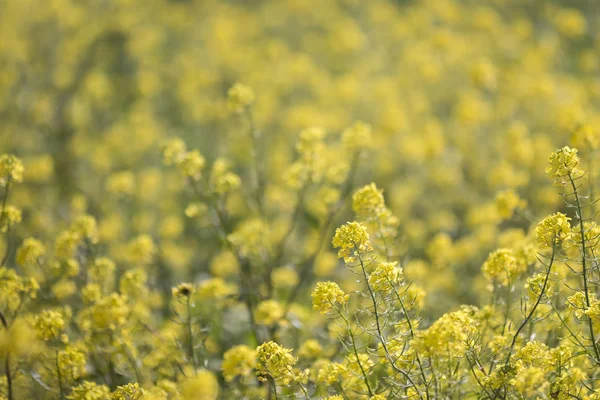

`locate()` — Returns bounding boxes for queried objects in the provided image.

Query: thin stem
[550,302,588,351]
[391,285,429,397]
[55,349,64,400]
[357,251,422,399]
[504,242,556,366]
[283,153,361,310]
[569,174,600,362]
[186,296,198,373]
[347,326,373,397]
[1,179,12,268]
[244,107,264,215]
[0,311,12,400]
[501,283,512,336]
[189,179,261,345]
[336,308,373,397]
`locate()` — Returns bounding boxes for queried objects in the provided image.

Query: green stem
[357,251,422,399]
[0,311,12,400]
[504,242,556,366]
[55,349,64,400]
[569,175,600,362]
[186,297,198,373]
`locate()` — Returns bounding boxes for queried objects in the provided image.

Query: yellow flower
[254,299,284,325]
[311,281,349,314]
[256,341,297,384]
[180,369,219,400]
[545,146,584,186]
[227,82,255,113]
[197,277,237,306]
[0,205,21,232]
[58,346,87,384]
[71,214,99,244]
[414,306,479,359]
[16,237,46,267]
[105,171,136,196]
[125,234,156,265]
[209,251,239,277]
[525,272,554,304]
[172,282,194,300]
[297,339,323,359]
[34,309,67,342]
[67,381,111,400]
[0,154,24,185]
[55,230,82,260]
[342,121,372,152]
[0,319,37,357]
[495,189,526,220]
[272,267,299,289]
[228,218,271,259]
[296,126,326,162]
[222,345,257,382]
[52,279,77,300]
[161,137,187,166]
[482,248,524,286]
[210,158,241,194]
[332,221,372,262]
[111,383,143,400]
[352,183,385,218]
[177,150,206,180]
[368,261,403,292]
[571,123,598,150]
[317,361,348,385]
[185,202,208,218]
[535,213,571,248]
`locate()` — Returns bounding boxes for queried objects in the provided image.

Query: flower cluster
[545,146,584,186]
[332,221,372,262]
[311,281,349,314]
[256,341,298,384]
[535,212,572,248]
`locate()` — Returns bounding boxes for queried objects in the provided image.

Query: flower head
[0,205,22,232]
[311,281,349,314]
[342,121,372,152]
[227,83,254,113]
[0,154,24,185]
[352,183,385,218]
[535,212,571,248]
[254,300,284,325]
[332,221,372,262]
[256,341,297,384]
[172,282,194,300]
[368,261,403,292]
[482,248,524,286]
[222,345,257,382]
[545,146,584,186]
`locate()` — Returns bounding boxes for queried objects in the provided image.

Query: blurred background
[2,0,600,316]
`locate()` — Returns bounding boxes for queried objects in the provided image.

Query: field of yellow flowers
[2,0,600,399]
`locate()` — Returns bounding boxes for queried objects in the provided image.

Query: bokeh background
[2,0,599,319]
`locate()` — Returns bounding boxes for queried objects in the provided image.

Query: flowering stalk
[55,348,64,400]
[188,178,261,345]
[504,241,556,367]
[244,106,265,215]
[283,153,361,311]
[356,251,422,399]
[390,284,430,398]
[569,174,600,362]
[186,295,198,373]
[0,177,12,268]
[0,311,12,400]
[339,310,374,397]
